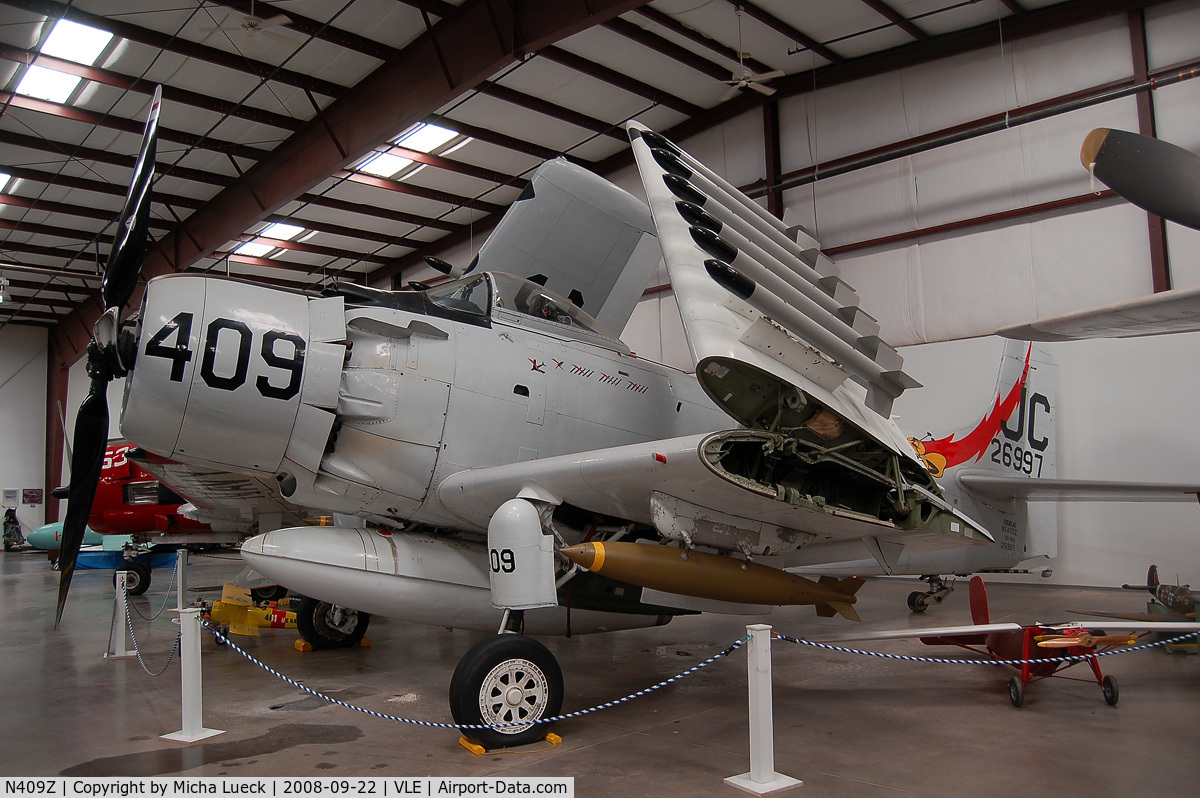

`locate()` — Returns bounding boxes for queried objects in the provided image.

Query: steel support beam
[594,0,1180,178]
[0,0,344,97]
[731,1,842,64]
[763,100,782,220]
[0,91,269,166]
[1128,9,1170,293]
[539,46,704,117]
[859,0,927,42]
[0,45,302,133]
[49,0,651,362]
[633,6,775,75]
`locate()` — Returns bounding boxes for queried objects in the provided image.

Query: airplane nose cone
[558,542,601,571]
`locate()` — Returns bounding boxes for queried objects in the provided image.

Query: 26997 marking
[989,438,1043,477]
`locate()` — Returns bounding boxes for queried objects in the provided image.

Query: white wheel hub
[478,657,549,735]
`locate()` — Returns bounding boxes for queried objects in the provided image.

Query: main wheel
[295,596,370,650]
[449,635,564,749]
[114,561,152,596]
[1008,676,1025,707]
[251,585,288,603]
[1102,674,1119,706]
[907,591,929,613]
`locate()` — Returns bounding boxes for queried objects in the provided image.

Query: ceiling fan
[720,5,785,102]
[201,0,300,48]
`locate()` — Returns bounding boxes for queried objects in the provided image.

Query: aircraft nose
[121,274,345,476]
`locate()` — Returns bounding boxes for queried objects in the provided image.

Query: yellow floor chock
[458,733,563,756]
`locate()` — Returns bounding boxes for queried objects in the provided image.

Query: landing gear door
[487,499,558,610]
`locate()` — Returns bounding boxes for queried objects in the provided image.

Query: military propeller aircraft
[53,89,1200,748]
[1071,564,1198,623]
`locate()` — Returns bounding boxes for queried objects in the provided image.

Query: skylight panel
[396,123,458,153]
[235,241,274,258]
[41,19,113,65]
[261,222,304,240]
[15,65,81,103]
[0,172,11,192]
[357,151,413,178]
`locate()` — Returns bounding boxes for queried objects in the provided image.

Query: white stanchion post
[162,608,223,743]
[725,624,802,795]
[105,571,134,659]
[176,548,188,613]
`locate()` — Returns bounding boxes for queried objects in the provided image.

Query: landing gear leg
[907,575,954,613]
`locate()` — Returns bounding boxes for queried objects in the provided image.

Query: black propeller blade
[55,85,160,628]
[1082,127,1200,231]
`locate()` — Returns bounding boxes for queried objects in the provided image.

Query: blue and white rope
[775,630,1200,666]
[200,618,747,731]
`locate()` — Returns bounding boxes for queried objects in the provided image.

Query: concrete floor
[2,547,1197,796]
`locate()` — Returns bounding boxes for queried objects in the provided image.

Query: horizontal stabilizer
[998,284,1200,341]
[959,473,1200,502]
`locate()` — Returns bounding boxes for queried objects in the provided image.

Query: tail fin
[969,575,990,625]
[907,340,1056,482]
[816,576,865,621]
[1149,564,1161,591]
[907,340,1058,563]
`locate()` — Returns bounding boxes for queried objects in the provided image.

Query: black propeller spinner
[1082,127,1200,232]
[55,86,161,628]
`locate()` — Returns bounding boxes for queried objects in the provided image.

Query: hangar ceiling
[0,0,1181,364]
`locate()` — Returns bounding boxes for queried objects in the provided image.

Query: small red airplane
[828,576,1200,707]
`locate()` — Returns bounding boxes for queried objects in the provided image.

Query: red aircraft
[830,576,1200,707]
[55,442,289,599]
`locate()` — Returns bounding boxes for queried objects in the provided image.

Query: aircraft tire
[1102,675,1119,706]
[449,635,563,749]
[907,591,928,613]
[114,561,152,596]
[251,585,288,603]
[295,596,370,650]
[1008,677,1025,708]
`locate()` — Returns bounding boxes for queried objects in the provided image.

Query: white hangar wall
[0,326,48,530]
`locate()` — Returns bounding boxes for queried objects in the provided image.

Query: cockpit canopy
[427,272,620,342]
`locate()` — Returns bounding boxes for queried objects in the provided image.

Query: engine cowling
[121,274,345,479]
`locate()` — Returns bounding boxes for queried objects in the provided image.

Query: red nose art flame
[918,346,1032,474]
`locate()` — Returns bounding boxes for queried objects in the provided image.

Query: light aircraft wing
[956,473,1200,502]
[462,158,660,334]
[130,453,308,532]
[816,620,1200,644]
[997,285,1200,341]
[1068,609,1194,622]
